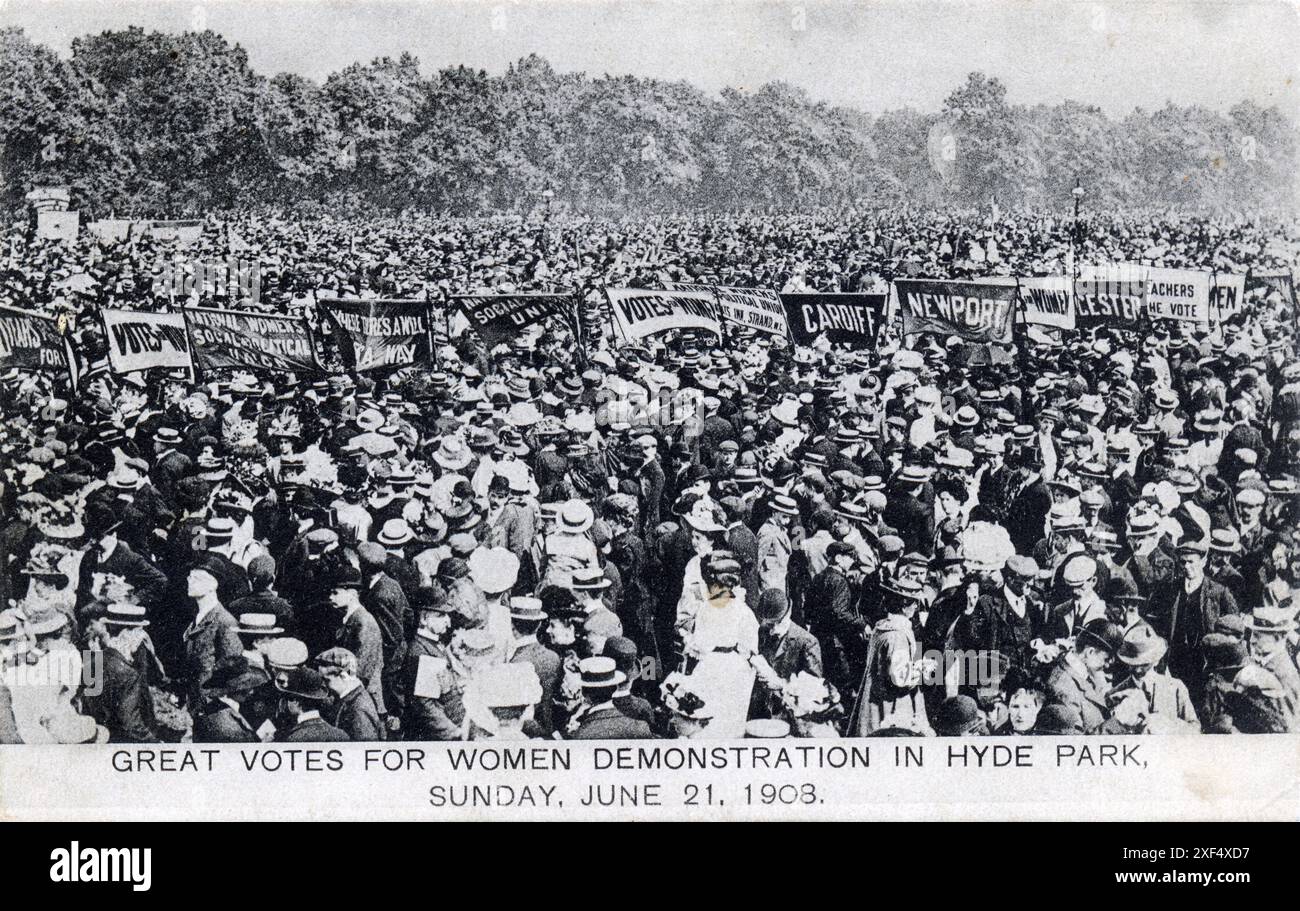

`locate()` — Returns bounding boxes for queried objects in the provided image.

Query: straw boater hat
[237,613,284,637]
[1246,606,1297,635]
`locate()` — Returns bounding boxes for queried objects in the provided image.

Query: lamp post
[1070,178,1085,284]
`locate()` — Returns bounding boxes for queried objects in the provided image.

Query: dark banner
[318,298,431,372]
[1073,279,1148,328]
[1248,270,1296,306]
[183,306,321,374]
[779,293,886,347]
[0,305,77,386]
[451,293,578,348]
[896,279,1016,344]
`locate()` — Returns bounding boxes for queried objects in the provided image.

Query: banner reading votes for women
[668,283,790,337]
[0,305,77,385]
[451,293,578,348]
[779,293,886,346]
[895,279,1016,344]
[319,298,431,372]
[605,288,721,342]
[183,306,320,374]
[100,308,193,375]
[974,275,1076,331]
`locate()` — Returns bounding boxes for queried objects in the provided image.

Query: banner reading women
[319,298,431,372]
[974,275,1075,331]
[183,306,320,374]
[896,279,1016,344]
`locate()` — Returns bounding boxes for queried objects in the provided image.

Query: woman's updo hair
[701,551,742,592]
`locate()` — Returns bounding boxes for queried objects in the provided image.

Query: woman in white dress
[678,551,758,739]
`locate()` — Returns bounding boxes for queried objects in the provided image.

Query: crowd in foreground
[1,208,1299,742]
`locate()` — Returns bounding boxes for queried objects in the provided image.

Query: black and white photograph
[0,0,1296,847]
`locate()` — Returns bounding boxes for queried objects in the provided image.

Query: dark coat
[510,639,561,735]
[275,714,351,742]
[192,699,260,743]
[570,704,653,739]
[804,565,862,695]
[82,646,158,743]
[1044,653,1110,733]
[181,605,244,708]
[337,606,386,716]
[401,634,465,741]
[75,540,169,616]
[883,492,934,556]
[1149,576,1239,688]
[333,684,385,741]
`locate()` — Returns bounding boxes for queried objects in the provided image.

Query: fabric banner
[779,293,886,347]
[451,293,578,348]
[100,309,193,375]
[1143,265,1211,324]
[145,220,203,245]
[974,275,1076,331]
[668,283,790,337]
[895,279,1016,344]
[1248,271,1296,306]
[0,305,77,386]
[87,219,133,243]
[1210,273,1248,323]
[1075,264,1147,329]
[604,288,721,342]
[318,298,431,372]
[35,211,79,243]
[183,306,320,374]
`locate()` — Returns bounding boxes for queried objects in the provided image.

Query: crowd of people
[1,207,1299,742]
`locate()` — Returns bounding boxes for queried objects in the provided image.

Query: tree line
[1,26,1295,216]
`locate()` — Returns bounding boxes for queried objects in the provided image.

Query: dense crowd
[1,207,1299,742]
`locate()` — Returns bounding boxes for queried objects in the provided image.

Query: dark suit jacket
[338,606,386,714]
[83,647,157,743]
[75,540,169,616]
[883,493,934,556]
[276,715,351,742]
[511,640,561,735]
[193,699,259,743]
[333,684,385,741]
[571,704,653,739]
[182,605,244,708]
[1150,576,1239,682]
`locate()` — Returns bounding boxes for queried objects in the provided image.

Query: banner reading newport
[605,288,721,342]
[668,283,790,338]
[319,298,431,372]
[896,279,1016,344]
[452,293,578,348]
[0,305,76,384]
[183,306,320,374]
[779,293,886,347]
[100,308,192,375]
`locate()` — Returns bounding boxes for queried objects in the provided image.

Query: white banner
[36,211,79,244]
[668,282,790,337]
[100,308,193,375]
[1143,265,1211,324]
[605,288,721,342]
[1210,273,1247,323]
[974,275,1076,331]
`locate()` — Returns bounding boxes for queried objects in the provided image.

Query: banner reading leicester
[779,293,886,346]
[183,306,321,374]
[1074,264,1147,329]
[896,279,1016,344]
[604,288,721,342]
[319,298,431,372]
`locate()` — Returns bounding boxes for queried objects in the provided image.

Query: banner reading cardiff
[452,293,578,348]
[1143,266,1211,324]
[0,305,77,385]
[100,308,193,375]
[319,298,431,372]
[973,275,1075,331]
[1075,264,1147,329]
[779,293,886,347]
[668,283,790,337]
[896,279,1016,344]
[605,288,721,342]
[183,306,320,374]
